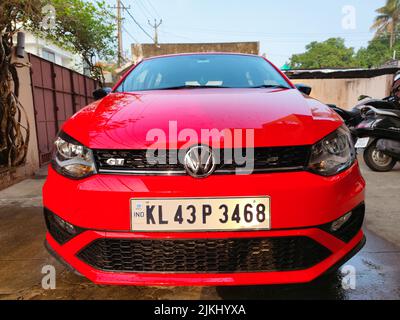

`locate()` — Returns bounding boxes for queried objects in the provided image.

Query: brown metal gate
[29,54,98,166]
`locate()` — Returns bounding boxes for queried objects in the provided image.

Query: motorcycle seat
[345,109,362,117]
[328,104,360,118]
[359,99,399,110]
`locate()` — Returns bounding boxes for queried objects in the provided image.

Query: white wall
[292,75,393,110]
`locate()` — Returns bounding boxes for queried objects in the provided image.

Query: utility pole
[148,19,162,46]
[113,1,130,67]
[117,0,123,66]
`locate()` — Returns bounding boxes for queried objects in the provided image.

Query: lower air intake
[77,236,331,273]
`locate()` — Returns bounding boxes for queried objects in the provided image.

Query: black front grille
[94,149,183,173]
[218,146,311,172]
[93,146,311,175]
[77,236,331,273]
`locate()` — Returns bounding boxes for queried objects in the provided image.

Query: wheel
[363,141,397,172]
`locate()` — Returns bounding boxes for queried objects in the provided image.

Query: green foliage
[288,1,400,70]
[371,0,400,48]
[39,0,117,83]
[0,0,45,32]
[2,0,116,83]
[355,36,395,68]
[288,35,400,70]
[289,38,356,69]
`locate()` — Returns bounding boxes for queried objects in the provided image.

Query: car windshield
[115,54,291,92]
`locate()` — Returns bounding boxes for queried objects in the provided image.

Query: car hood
[62,88,342,149]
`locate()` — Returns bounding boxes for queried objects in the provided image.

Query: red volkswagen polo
[43,53,366,286]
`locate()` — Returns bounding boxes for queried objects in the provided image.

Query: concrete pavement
[0,158,399,300]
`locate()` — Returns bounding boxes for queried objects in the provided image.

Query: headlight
[51,132,96,179]
[308,126,355,176]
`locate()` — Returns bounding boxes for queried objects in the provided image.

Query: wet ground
[0,158,399,300]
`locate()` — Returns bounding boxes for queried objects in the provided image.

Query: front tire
[363,141,397,172]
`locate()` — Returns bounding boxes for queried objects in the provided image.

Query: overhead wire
[121,0,154,42]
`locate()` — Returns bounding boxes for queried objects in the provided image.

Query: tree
[288,35,400,70]
[0,0,116,170]
[289,38,356,69]
[39,0,116,84]
[371,0,400,49]
[0,0,45,168]
[355,36,396,68]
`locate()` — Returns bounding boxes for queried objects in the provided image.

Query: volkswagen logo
[184,145,216,178]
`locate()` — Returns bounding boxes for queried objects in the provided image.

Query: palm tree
[372,0,400,49]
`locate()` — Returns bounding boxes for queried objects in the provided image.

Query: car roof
[142,52,262,61]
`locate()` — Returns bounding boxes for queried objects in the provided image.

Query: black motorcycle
[327,72,400,131]
[327,96,400,132]
[354,106,400,172]
[298,80,400,171]
[327,104,362,142]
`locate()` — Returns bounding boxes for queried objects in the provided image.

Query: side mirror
[93,87,112,100]
[295,83,312,96]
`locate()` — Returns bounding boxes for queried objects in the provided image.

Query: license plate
[130,197,271,231]
[355,137,370,148]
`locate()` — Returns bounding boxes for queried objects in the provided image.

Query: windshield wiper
[145,84,291,91]
[250,84,291,89]
[154,85,232,90]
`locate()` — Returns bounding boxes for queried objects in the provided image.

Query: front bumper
[45,228,365,286]
[43,162,366,286]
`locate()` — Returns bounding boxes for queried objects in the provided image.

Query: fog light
[53,215,77,235]
[330,212,352,232]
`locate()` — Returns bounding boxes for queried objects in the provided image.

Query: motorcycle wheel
[363,142,397,172]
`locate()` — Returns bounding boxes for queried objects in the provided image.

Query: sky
[106,0,386,67]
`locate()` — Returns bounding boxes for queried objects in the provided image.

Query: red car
[43,53,366,286]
